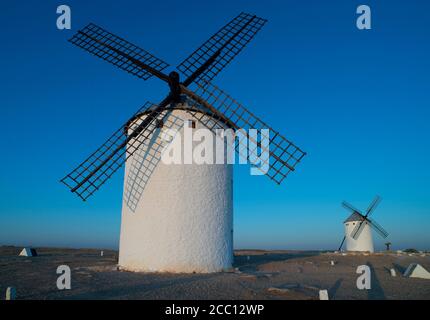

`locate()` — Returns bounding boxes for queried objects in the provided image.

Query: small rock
[240,274,257,280]
[268,284,299,294]
[319,289,329,300]
[330,260,335,266]
[390,268,396,277]
[6,287,16,300]
[302,284,320,291]
[261,273,273,278]
[268,287,290,294]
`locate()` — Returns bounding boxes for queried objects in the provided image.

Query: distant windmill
[61,13,306,272]
[338,196,389,253]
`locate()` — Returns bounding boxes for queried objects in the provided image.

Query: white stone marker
[330,260,335,266]
[6,287,16,300]
[19,248,37,257]
[403,263,430,279]
[390,268,396,277]
[101,250,104,257]
[319,289,329,300]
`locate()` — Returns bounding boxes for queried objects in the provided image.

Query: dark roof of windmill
[344,212,365,223]
[141,95,223,118]
[125,94,232,132]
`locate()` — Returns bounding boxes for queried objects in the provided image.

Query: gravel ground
[1,246,429,300]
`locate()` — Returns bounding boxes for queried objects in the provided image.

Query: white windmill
[61,13,306,273]
[119,104,234,272]
[338,196,389,253]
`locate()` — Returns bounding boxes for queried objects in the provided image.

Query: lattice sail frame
[62,13,307,200]
[184,81,306,185]
[123,111,185,211]
[69,23,169,80]
[367,217,389,238]
[178,12,267,84]
[61,102,170,201]
[347,196,388,240]
[351,217,389,240]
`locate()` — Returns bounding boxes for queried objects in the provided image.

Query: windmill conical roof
[344,212,365,223]
[126,95,232,132]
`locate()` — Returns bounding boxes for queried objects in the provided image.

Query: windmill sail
[178,12,267,86]
[344,195,387,240]
[365,195,382,217]
[367,217,389,238]
[61,101,170,200]
[351,219,367,240]
[341,201,363,215]
[123,110,185,211]
[62,13,307,203]
[180,81,306,185]
[351,217,389,240]
[69,23,169,81]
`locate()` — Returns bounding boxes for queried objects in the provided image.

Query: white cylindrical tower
[344,213,374,253]
[118,102,233,273]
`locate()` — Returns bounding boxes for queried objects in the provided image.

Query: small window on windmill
[188,120,196,129]
[353,222,356,226]
[156,119,163,129]
[346,223,349,226]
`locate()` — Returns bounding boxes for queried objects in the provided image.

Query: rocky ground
[0,246,429,300]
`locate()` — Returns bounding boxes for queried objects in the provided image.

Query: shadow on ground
[234,251,321,273]
[328,278,343,299]
[366,262,386,300]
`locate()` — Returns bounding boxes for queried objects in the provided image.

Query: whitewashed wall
[119,107,234,273]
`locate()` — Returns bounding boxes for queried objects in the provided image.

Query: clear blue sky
[1,0,429,251]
